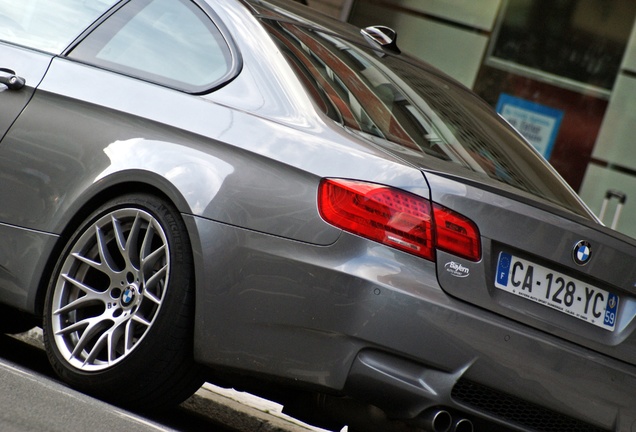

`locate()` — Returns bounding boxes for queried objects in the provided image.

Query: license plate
[495,252,619,331]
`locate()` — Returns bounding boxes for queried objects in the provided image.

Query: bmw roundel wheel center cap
[121,284,140,309]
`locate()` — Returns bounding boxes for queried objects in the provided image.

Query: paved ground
[12,328,341,432]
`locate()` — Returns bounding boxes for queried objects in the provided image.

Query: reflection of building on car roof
[269,19,536,192]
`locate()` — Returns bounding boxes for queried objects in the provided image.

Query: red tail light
[432,203,481,261]
[318,179,481,261]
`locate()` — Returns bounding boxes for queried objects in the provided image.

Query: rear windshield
[259,15,592,219]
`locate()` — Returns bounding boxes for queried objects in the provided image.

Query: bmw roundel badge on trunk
[573,240,592,265]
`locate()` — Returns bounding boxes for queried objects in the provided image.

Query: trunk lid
[425,169,636,364]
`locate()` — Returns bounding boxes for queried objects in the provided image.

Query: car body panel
[0,225,57,311]
[189,212,443,387]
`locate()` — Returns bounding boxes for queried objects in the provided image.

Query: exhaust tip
[454,418,474,432]
[428,410,452,432]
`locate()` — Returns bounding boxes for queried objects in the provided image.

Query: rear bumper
[344,334,627,431]
[186,215,635,431]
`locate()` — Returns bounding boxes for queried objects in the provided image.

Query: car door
[0,1,121,140]
[0,43,50,141]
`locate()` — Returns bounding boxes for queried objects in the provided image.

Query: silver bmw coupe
[0,1,632,431]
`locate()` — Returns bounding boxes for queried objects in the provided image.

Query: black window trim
[64,0,242,95]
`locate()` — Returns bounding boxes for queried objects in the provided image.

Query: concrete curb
[186,384,332,432]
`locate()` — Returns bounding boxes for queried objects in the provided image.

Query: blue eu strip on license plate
[495,252,619,331]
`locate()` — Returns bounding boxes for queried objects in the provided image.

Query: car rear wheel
[43,194,203,409]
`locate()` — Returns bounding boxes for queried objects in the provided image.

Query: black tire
[43,194,203,410]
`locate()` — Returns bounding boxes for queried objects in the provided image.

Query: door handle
[0,68,26,90]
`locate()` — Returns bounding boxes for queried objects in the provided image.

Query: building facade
[304,0,636,238]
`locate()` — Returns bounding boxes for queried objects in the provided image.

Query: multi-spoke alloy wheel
[44,194,203,409]
[51,207,168,370]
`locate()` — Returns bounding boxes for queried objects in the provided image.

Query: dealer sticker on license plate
[495,252,619,331]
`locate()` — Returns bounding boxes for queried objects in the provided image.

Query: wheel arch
[32,177,194,318]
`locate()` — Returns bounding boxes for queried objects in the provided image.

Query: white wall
[579,21,636,236]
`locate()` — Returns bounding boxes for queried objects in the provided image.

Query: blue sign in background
[496,94,564,159]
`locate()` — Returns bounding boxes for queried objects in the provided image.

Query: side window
[0,0,117,53]
[69,0,234,93]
